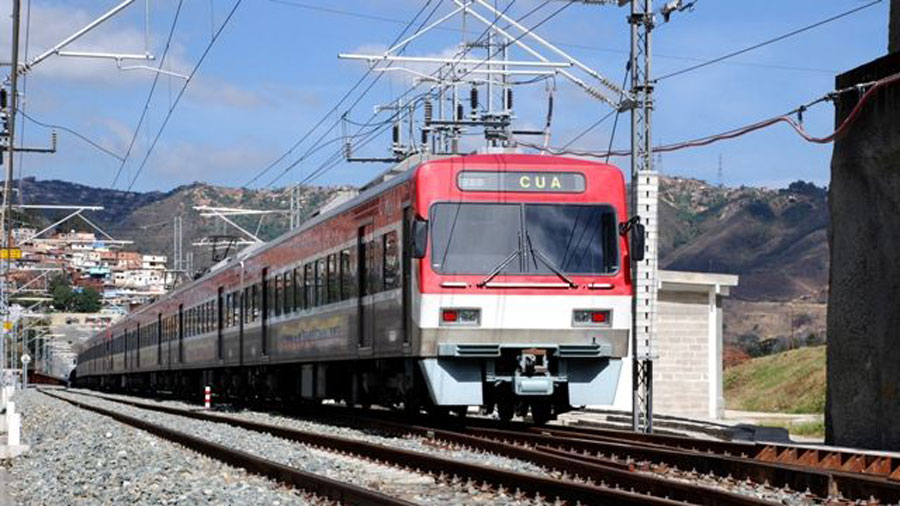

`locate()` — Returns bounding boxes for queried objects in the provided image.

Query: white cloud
[149,140,274,185]
[0,2,157,86]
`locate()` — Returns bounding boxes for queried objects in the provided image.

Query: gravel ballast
[6,389,313,506]
[78,389,548,476]
[51,390,544,505]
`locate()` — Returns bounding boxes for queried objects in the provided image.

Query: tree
[48,274,102,313]
[71,287,101,313]
[50,275,73,311]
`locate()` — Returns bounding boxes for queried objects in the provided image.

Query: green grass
[757,420,825,438]
[724,345,826,414]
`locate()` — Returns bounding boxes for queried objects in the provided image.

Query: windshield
[430,202,618,275]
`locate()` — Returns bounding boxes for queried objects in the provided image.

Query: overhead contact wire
[126,0,243,191]
[111,0,185,189]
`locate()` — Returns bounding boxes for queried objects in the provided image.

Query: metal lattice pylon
[629,0,658,434]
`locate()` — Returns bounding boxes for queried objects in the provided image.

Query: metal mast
[629,0,658,433]
[2,0,22,385]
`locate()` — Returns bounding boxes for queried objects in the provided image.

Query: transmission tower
[717,154,724,187]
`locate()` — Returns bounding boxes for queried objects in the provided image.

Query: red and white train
[75,153,638,423]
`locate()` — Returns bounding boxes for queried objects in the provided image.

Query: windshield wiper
[476,247,521,287]
[525,232,577,288]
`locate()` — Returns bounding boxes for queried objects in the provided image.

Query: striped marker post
[204,386,211,409]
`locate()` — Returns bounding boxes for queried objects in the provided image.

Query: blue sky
[1,0,891,192]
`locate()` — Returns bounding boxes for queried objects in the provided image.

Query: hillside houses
[14,228,168,309]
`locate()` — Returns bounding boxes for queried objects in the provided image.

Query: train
[74,153,640,424]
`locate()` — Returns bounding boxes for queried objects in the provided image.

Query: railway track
[56,388,782,506]
[40,389,413,506]
[314,405,900,504]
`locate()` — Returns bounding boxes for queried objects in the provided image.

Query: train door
[357,223,375,349]
[217,287,224,361]
[136,324,141,369]
[261,268,269,357]
[239,288,245,366]
[157,314,162,367]
[402,207,412,347]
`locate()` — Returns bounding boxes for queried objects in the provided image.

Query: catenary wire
[111,0,185,189]
[244,0,440,187]
[269,0,839,75]
[603,63,630,163]
[279,0,571,188]
[264,0,564,188]
[126,0,243,191]
[520,71,900,158]
[655,0,883,81]
[17,110,126,162]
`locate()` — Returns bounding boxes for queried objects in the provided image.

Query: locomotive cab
[412,155,633,423]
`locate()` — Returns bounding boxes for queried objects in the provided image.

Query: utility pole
[2,0,22,387]
[629,0,658,434]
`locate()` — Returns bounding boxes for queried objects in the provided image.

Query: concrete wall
[655,291,712,418]
[827,51,900,450]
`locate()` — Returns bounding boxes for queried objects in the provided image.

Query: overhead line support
[628,0,658,434]
[2,0,22,386]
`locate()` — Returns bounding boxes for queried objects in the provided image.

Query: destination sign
[457,171,586,193]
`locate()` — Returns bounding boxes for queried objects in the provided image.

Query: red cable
[530,71,900,157]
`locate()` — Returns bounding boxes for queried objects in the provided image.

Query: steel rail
[61,390,747,505]
[462,426,900,503]
[234,399,900,503]
[40,390,414,506]
[535,424,900,481]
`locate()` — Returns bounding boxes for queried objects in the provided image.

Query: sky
[0,0,892,193]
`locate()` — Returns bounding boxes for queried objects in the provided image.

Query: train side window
[284,271,293,314]
[340,249,354,300]
[274,275,283,317]
[293,267,302,311]
[383,231,399,290]
[253,284,261,321]
[233,292,239,326]
[315,258,326,306]
[367,238,382,294]
[248,286,254,322]
[327,254,338,303]
[225,294,232,327]
[304,263,314,308]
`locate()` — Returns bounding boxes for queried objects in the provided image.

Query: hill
[724,345,826,414]
[16,177,340,273]
[659,178,829,303]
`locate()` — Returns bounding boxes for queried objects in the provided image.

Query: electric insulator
[506,89,513,110]
[470,87,478,113]
[456,103,464,121]
[392,123,400,144]
[423,100,433,125]
[421,129,428,145]
[0,89,7,109]
[344,141,352,159]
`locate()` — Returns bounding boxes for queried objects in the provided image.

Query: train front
[411,154,633,423]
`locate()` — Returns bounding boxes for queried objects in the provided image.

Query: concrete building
[827,2,900,451]
[654,270,738,419]
[142,255,167,270]
[607,269,739,419]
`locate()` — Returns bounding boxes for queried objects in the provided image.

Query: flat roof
[659,270,739,295]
